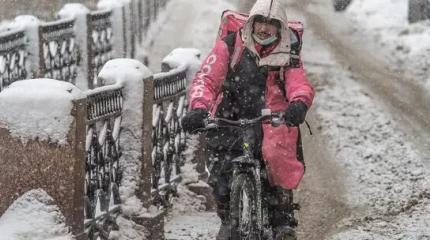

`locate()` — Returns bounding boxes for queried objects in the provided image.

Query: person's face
[253,16,280,40]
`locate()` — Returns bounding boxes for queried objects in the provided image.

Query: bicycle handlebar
[201,111,295,131]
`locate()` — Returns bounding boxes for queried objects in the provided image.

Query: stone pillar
[0,79,86,237]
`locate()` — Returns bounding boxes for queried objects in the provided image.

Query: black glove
[285,101,308,126]
[181,108,208,133]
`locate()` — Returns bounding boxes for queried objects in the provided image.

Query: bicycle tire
[230,173,259,240]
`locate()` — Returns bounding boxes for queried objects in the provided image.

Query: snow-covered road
[294,0,430,239]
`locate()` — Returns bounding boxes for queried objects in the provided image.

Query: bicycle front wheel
[230,173,258,240]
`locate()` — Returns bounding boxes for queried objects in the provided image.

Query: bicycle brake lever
[204,118,218,129]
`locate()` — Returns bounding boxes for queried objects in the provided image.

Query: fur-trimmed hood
[242,0,291,67]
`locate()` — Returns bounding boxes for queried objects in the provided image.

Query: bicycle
[201,109,299,240]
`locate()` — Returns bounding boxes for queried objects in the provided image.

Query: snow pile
[0,79,84,144]
[97,58,151,216]
[346,0,430,87]
[302,26,430,239]
[165,183,218,240]
[57,3,90,18]
[162,48,202,84]
[0,189,74,240]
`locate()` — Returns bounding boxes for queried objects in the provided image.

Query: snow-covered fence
[151,64,188,208]
[38,18,80,84]
[84,86,123,240]
[0,29,27,91]
[87,10,114,89]
[0,49,196,239]
[0,0,170,92]
[0,79,87,239]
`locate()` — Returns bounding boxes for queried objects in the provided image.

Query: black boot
[270,190,299,240]
[273,210,298,240]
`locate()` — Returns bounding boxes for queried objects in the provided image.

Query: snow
[0,79,84,144]
[57,3,90,18]
[0,189,74,240]
[162,48,202,85]
[344,0,430,88]
[300,13,430,239]
[165,185,219,240]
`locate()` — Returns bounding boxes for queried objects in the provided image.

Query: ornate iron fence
[87,10,113,89]
[84,86,123,240]
[151,66,187,208]
[39,18,80,84]
[0,29,27,91]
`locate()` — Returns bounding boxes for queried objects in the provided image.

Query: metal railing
[39,18,80,84]
[87,10,113,89]
[151,66,188,208]
[0,29,27,91]
[84,86,123,240]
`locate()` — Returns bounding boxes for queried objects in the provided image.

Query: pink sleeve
[188,40,230,111]
[284,64,315,108]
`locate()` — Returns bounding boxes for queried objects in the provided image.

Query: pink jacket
[189,27,314,190]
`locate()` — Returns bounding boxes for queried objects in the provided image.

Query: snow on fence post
[0,79,87,238]
[8,15,41,79]
[57,4,91,90]
[98,0,126,58]
[408,0,430,23]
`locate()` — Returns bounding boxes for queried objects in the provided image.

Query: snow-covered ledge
[161,48,202,85]
[0,79,84,144]
[0,79,87,238]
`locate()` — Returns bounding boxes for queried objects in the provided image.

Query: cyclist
[182,0,315,239]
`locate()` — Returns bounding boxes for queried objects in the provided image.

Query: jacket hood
[242,0,291,67]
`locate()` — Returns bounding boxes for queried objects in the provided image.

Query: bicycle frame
[203,110,284,239]
[230,129,271,239]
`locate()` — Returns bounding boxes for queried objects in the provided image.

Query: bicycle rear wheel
[230,173,258,240]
